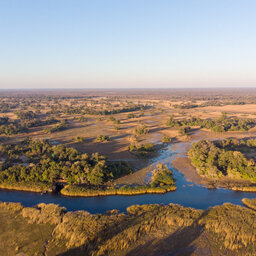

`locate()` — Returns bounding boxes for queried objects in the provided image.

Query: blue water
[0,144,255,213]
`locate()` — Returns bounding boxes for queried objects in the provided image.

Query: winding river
[0,133,255,213]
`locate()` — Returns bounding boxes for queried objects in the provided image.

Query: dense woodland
[188,139,256,181]
[0,139,132,187]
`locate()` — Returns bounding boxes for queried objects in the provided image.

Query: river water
[0,139,255,213]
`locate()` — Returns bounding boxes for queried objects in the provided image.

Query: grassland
[1,89,256,193]
[0,200,256,256]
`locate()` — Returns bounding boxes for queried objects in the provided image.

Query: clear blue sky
[0,0,256,89]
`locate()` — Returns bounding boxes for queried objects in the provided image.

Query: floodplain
[1,88,256,255]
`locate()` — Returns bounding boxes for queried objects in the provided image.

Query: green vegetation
[62,163,176,197]
[14,110,37,120]
[167,115,256,132]
[114,124,120,130]
[134,125,148,135]
[63,104,147,116]
[172,103,198,109]
[172,100,248,109]
[178,126,191,136]
[127,143,154,156]
[108,116,120,124]
[44,122,67,133]
[161,136,173,143]
[151,164,175,187]
[0,122,28,135]
[127,113,135,119]
[73,136,85,143]
[26,117,59,128]
[0,139,176,196]
[188,139,256,182]
[0,139,131,191]
[95,134,110,142]
[0,115,59,135]
[1,201,256,255]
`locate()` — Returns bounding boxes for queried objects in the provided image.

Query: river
[0,133,255,213]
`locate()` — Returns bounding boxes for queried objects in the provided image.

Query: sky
[0,0,256,89]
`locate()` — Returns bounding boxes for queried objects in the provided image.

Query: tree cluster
[0,139,132,186]
[188,139,256,181]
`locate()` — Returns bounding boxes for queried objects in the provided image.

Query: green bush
[95,135,110,142]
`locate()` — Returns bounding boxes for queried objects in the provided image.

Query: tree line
[167,115,256,132]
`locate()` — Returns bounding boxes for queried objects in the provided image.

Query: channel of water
[0,140,255,213]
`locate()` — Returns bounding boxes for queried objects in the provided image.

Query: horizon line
[0,86,256,91]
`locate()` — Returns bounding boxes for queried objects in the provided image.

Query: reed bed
[232,186,256,192]
[60,184,177,197]
[0,181,52,193]
[242,198,256,211]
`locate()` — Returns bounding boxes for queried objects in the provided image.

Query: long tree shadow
[126,221,206,256]
[56,216,208,256]
[56,211,145,256]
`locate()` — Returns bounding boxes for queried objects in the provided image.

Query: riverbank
[0,182,177,197]
[242,198,256,210]
[0,182,52,193]
[0,179,177,197]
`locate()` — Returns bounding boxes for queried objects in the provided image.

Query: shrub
[95,135,110,142]
[134,125,148,135]
[178,126,191,136]
[73,136,85,143]
[161,136,173,143]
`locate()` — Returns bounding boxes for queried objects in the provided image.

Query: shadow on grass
[56,216,211,256]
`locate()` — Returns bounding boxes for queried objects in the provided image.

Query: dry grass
[21,203,66,225]
[242,198,256,211]
[0,202,55,256]
[0,181,52,193]
[1,200,256,255]
[198,203,256,251]
[60,184,176,197]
